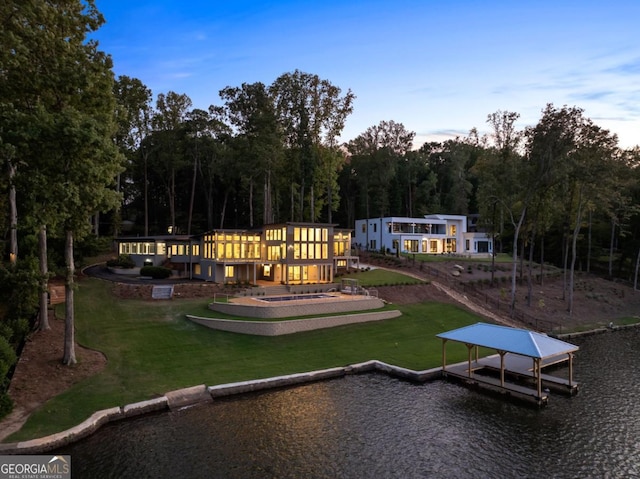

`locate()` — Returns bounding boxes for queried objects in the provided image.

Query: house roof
[436,322,579,359]
[115,235,191,242]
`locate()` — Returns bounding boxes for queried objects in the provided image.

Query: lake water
[58,328,640,478]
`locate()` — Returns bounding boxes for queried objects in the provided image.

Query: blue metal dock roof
[436,322,579,359]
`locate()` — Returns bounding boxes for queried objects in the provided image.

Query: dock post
[441,339,447,373]
[568,352,574,388]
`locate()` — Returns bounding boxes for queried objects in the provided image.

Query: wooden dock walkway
[475,353,578,394]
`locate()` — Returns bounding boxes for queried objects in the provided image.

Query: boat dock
[437,323,580,407]
[443,352,578,406]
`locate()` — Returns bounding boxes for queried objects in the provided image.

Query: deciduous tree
[270,70,354,221]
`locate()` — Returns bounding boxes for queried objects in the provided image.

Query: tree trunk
[169,169,176,233]
[526,228,536,308]
[586,210,592,273]
[114,172,122,236]
[290,182,295,222]
[263,170,273,225]
[519,235,525,283]
[8,161,18,266]
[568,192,584,316]
[38,225,50,331]
[249,177,254,228]
[539,235,545,286]
[327,182,333,224]
[143,151,149,236]
[63,230,77,365]
[187,156,198,235]
[198,160,215,230]
[490,202,496,287]
[299,181,305,222]
[219,189,230,229]
[634,247,640,291]
[608,217,616,278]
[561,224,569,301]
[310,184,315,223]
[510,208,527,315]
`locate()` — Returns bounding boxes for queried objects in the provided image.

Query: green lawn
[7,275,483,442]
[338,268,424,285]
[403,252,514,263]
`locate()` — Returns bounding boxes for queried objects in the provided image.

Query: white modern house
[354,215,493,256]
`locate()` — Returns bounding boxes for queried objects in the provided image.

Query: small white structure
[353,215,492,256]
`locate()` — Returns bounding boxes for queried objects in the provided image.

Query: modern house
[115,222,359,285]
[353,215,493,256]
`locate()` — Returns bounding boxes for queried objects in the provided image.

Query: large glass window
[446,238,456,252]
[290,227,329,260]
[225,266,234,278]
[119,242,157,255]
[403,240,419,253]
[266,228,282,241]
[267,245,282,261]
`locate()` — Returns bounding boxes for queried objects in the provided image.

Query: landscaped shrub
[76,235,113,261]
[107,254,136,269]
[140,266,172,279]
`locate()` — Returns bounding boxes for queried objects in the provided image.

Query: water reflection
[59,328,640,478]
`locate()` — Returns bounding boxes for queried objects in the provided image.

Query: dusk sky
[93,0,640,148]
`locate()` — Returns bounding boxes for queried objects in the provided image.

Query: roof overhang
[436,322,579,359]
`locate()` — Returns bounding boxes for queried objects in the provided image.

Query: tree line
[108,80,640,302]
[1,0,640,403]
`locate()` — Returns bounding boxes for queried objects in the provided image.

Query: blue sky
[93,0,640,148]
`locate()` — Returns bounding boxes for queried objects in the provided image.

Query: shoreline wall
[3,323,637,455]
[0,361,441,455]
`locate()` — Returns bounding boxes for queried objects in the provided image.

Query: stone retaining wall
[0,362,442,455]
[554,321,640,340]
[210,296,385,319]
[187,310,402,336]
[113,282,224,300]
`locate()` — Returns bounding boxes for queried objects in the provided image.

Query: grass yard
[9,275,483,441]
[402,252,514,263]
[338,268,424,286]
